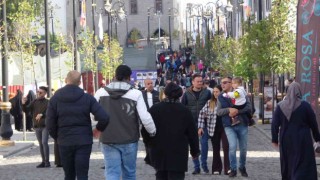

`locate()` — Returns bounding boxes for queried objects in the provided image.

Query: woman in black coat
[149,82,200,180]
[272,82,320,180]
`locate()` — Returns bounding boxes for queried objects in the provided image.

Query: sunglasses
[221,81,231,84]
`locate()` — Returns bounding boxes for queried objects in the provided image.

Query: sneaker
[192,169,200,175]
[229,170,237,177]
[44,162,51,168]
[239,167,248,177]
[36,162,45,168]
[202,167,209,173]
[213,171,221,175]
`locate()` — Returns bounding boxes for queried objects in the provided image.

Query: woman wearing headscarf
[149,82,200,180]
[271,82,320,180]
[25,90,36,131]
[9,89,23,131]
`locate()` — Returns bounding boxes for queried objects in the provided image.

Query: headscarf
[278,82,302,121]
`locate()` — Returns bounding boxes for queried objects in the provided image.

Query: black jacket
[46,85,109,146]
[142,89,160,110]
[149,101,200,172]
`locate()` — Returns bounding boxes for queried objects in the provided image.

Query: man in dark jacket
[22,86,50,168]
[141,78,160,165]
[46,70,109,180]
[181,74,211,175]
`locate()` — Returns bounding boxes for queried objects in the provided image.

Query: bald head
[144,78,154,92]
[65,70,81,86]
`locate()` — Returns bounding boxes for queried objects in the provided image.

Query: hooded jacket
[46,84,109,146]
[95,81,156,144]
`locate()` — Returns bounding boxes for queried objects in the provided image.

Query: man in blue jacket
[46,70,109,180]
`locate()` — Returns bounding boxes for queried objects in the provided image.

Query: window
[155,0,162,13]
[266,0,272,11]
[130,0,138,14]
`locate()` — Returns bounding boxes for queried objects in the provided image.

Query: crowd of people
[4,61,320,180]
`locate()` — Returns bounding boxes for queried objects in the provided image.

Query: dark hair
[115,65,132,81]
[39,86,48,92]
[214,84,222,92]
[164,82,183,100]
[192,73,202,81]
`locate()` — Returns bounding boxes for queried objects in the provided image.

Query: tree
[78,28,98,92]
[8,0,39,86]
[99,34,123,83]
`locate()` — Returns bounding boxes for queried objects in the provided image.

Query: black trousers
[59,144,92,180]
[54,140,61,166]
[156,170,185,180]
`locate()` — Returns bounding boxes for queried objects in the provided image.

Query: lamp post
[168,8,178,51]
[0,0,13,145]
[147,7,155,46]
[50,10,55,42]
[73,0,78,71]
[104,0,126,41]
[91,1,98,92]
[44,0,52,97]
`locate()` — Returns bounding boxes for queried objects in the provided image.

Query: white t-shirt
[147,92,153,108]
[223,86,247,106]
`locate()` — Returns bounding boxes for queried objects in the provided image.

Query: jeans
[224,124,248,171]
[35,127,49,163]
[101,142,138,180]
[59,144,92,180]
[193,126,209,170]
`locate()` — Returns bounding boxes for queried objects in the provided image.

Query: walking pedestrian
[149,82,200,180]
[198,85,230,175]
[272,82,320,180]
[141,78,160,165]
[95,65,156,180]
[46,70,109,180]
[22,86,50,168]
[181,74,211,174]
[10,90,23,131]
[217,77,252,177]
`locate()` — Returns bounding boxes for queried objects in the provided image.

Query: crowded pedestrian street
[0,124,282,180]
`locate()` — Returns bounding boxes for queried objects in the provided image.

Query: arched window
[155,0,162,13]
[130,0,138,14]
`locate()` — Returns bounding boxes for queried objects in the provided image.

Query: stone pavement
[0,122,319,179]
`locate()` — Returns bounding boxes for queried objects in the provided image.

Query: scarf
[278,82,302,121]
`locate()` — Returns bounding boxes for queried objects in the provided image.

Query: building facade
[64,0,182,50]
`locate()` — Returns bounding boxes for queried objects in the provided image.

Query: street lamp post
[0,0,13,144]
[168,8,178,51]
[91,1,98,92]
[104,0,126,41]
[73,0,78,71]
[44,0,52,97]
[50,10,55,42]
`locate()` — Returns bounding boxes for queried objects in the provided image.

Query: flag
[296,0,320,129]
[244,0,252,18]
[80,0,86,28]
[98,13,103,41]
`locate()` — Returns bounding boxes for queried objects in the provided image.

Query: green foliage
[8,0,39,84]
[7,0,43,29]
[98,33,123,82]
[52,34,74,72]
[79,28,98,73]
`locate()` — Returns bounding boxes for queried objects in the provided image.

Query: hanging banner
[296,0,320,129]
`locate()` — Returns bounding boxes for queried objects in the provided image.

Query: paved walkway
[0,115,319,179]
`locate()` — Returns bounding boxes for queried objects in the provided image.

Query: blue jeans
[101,142,138,180]
[59,144,92,180]
[224,124,248,171]
[35,127,49,163]
[193,127,209,170]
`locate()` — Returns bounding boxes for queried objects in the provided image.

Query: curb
[0,141,35,159]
